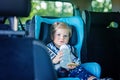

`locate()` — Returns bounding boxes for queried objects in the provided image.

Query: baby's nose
[60,36,64,39]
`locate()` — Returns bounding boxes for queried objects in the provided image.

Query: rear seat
[82,10,120,79]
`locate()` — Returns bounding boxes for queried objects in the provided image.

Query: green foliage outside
[20,0,112,24]
[20,1,73,24]
[92,0,112,12]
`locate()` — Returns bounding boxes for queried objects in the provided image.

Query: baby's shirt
[47,42,80,69]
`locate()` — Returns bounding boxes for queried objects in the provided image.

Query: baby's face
[53,28,70,48]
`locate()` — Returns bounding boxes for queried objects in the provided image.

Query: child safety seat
[33,15,101,80]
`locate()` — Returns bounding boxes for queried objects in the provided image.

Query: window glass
[32,1,73,17]
[20,1,73,24]
[92,0,112,12]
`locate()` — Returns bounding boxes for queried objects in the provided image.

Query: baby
[47,22,97,80]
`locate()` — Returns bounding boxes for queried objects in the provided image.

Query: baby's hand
[52,51,63,64]
[67,63,78,69]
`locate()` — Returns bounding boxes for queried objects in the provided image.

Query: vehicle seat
[0,0,57,80]
[82,10,120,79]
[33,15,101,79]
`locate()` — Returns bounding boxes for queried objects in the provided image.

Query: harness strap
[47,47,56,60]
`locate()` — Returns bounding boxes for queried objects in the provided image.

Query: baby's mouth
[59,41,64,43]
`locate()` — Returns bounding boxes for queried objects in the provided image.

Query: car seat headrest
[0,0,31,17]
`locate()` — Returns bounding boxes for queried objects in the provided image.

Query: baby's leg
[68,65,97,80]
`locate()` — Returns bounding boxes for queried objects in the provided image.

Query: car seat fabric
[82,10,120,79]
[0,0,57,80]
[58,78,80,80]
[0,37,57,80]
[35,15,83,58]
[81,10,91,63]
[34,15,101,78]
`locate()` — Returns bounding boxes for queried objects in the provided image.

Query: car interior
[0,0,120,80]
[0,0,57,80]
[33,15,101,80]
[82,10,120,80]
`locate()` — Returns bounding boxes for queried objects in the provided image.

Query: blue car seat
[34,15,101,80]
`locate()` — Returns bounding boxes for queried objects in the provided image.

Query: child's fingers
[67,65,76,69]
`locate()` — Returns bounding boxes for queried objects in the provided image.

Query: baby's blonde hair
[50,22,72,40]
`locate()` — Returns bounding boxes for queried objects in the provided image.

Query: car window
[20,1,73,24]
[92,0,112,12]
[32,1,73,17]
